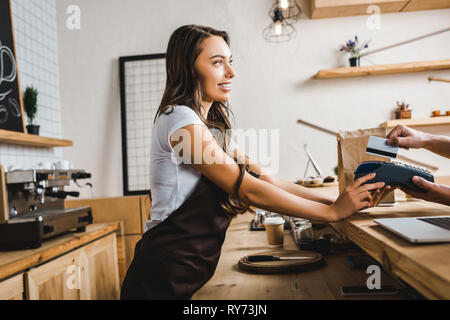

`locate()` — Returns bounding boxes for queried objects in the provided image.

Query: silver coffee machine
[0,166,92,249]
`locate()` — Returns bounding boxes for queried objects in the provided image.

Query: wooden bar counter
[0,222,120,281]
[303,185,450,299]
[331,193,450,300]
[193,209,404,300]
[0,222,123,300]
[193,186,450,300]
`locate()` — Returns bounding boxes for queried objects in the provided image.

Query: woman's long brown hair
[154,24,249,217]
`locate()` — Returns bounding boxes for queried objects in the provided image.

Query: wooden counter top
[294,185,450,299]
[333,199,450,299]
[193,213,403,300]
[0,222,120,281]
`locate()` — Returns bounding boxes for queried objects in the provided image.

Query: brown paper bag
[337,127,395,203]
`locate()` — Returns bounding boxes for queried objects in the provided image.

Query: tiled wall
[0,0,62,171]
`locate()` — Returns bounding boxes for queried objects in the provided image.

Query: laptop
[374,216,450,243]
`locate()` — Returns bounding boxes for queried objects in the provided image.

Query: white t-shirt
[145,105,238,232]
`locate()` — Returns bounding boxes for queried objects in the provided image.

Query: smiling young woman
[120,25,391,300]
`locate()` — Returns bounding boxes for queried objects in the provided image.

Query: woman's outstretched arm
[231,147,335,205]
[231,146,393,207]
[171,124,387,222]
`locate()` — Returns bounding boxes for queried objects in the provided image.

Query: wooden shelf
[314,59,450,79]
[379,116,450,128]
[0,129,73,148]
[310,0,450,19]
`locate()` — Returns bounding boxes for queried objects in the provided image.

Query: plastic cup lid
[263,217,285,225]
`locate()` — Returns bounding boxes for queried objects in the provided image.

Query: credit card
[366,136,398,159]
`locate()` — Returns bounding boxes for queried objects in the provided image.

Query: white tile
[9,0,62,166]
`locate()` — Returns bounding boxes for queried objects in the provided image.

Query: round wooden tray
[238,250,324,274]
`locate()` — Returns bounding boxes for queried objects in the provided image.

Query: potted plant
[23,86,39,135]
[339,35,371,67]
[395,101,412,119]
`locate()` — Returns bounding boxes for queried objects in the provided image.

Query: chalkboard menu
[0,0,25,133]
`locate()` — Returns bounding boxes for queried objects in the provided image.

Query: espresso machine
[0,166,93,249]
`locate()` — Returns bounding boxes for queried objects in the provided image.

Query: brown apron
[120,174,231,300]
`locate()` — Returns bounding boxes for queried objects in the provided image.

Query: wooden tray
[238,250,324,274]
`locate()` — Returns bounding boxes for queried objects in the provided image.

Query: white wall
[56,0,450,198]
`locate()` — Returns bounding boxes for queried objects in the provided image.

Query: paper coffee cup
[55,160,72,170]
[36,161,54,170]
[263,217,285,248]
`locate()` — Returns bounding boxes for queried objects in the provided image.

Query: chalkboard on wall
[0,0,25,133]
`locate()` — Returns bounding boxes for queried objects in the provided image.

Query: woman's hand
[328,173,386,222]
[371,185,394,206]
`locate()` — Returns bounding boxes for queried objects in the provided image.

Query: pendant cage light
[263,0,302,43]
